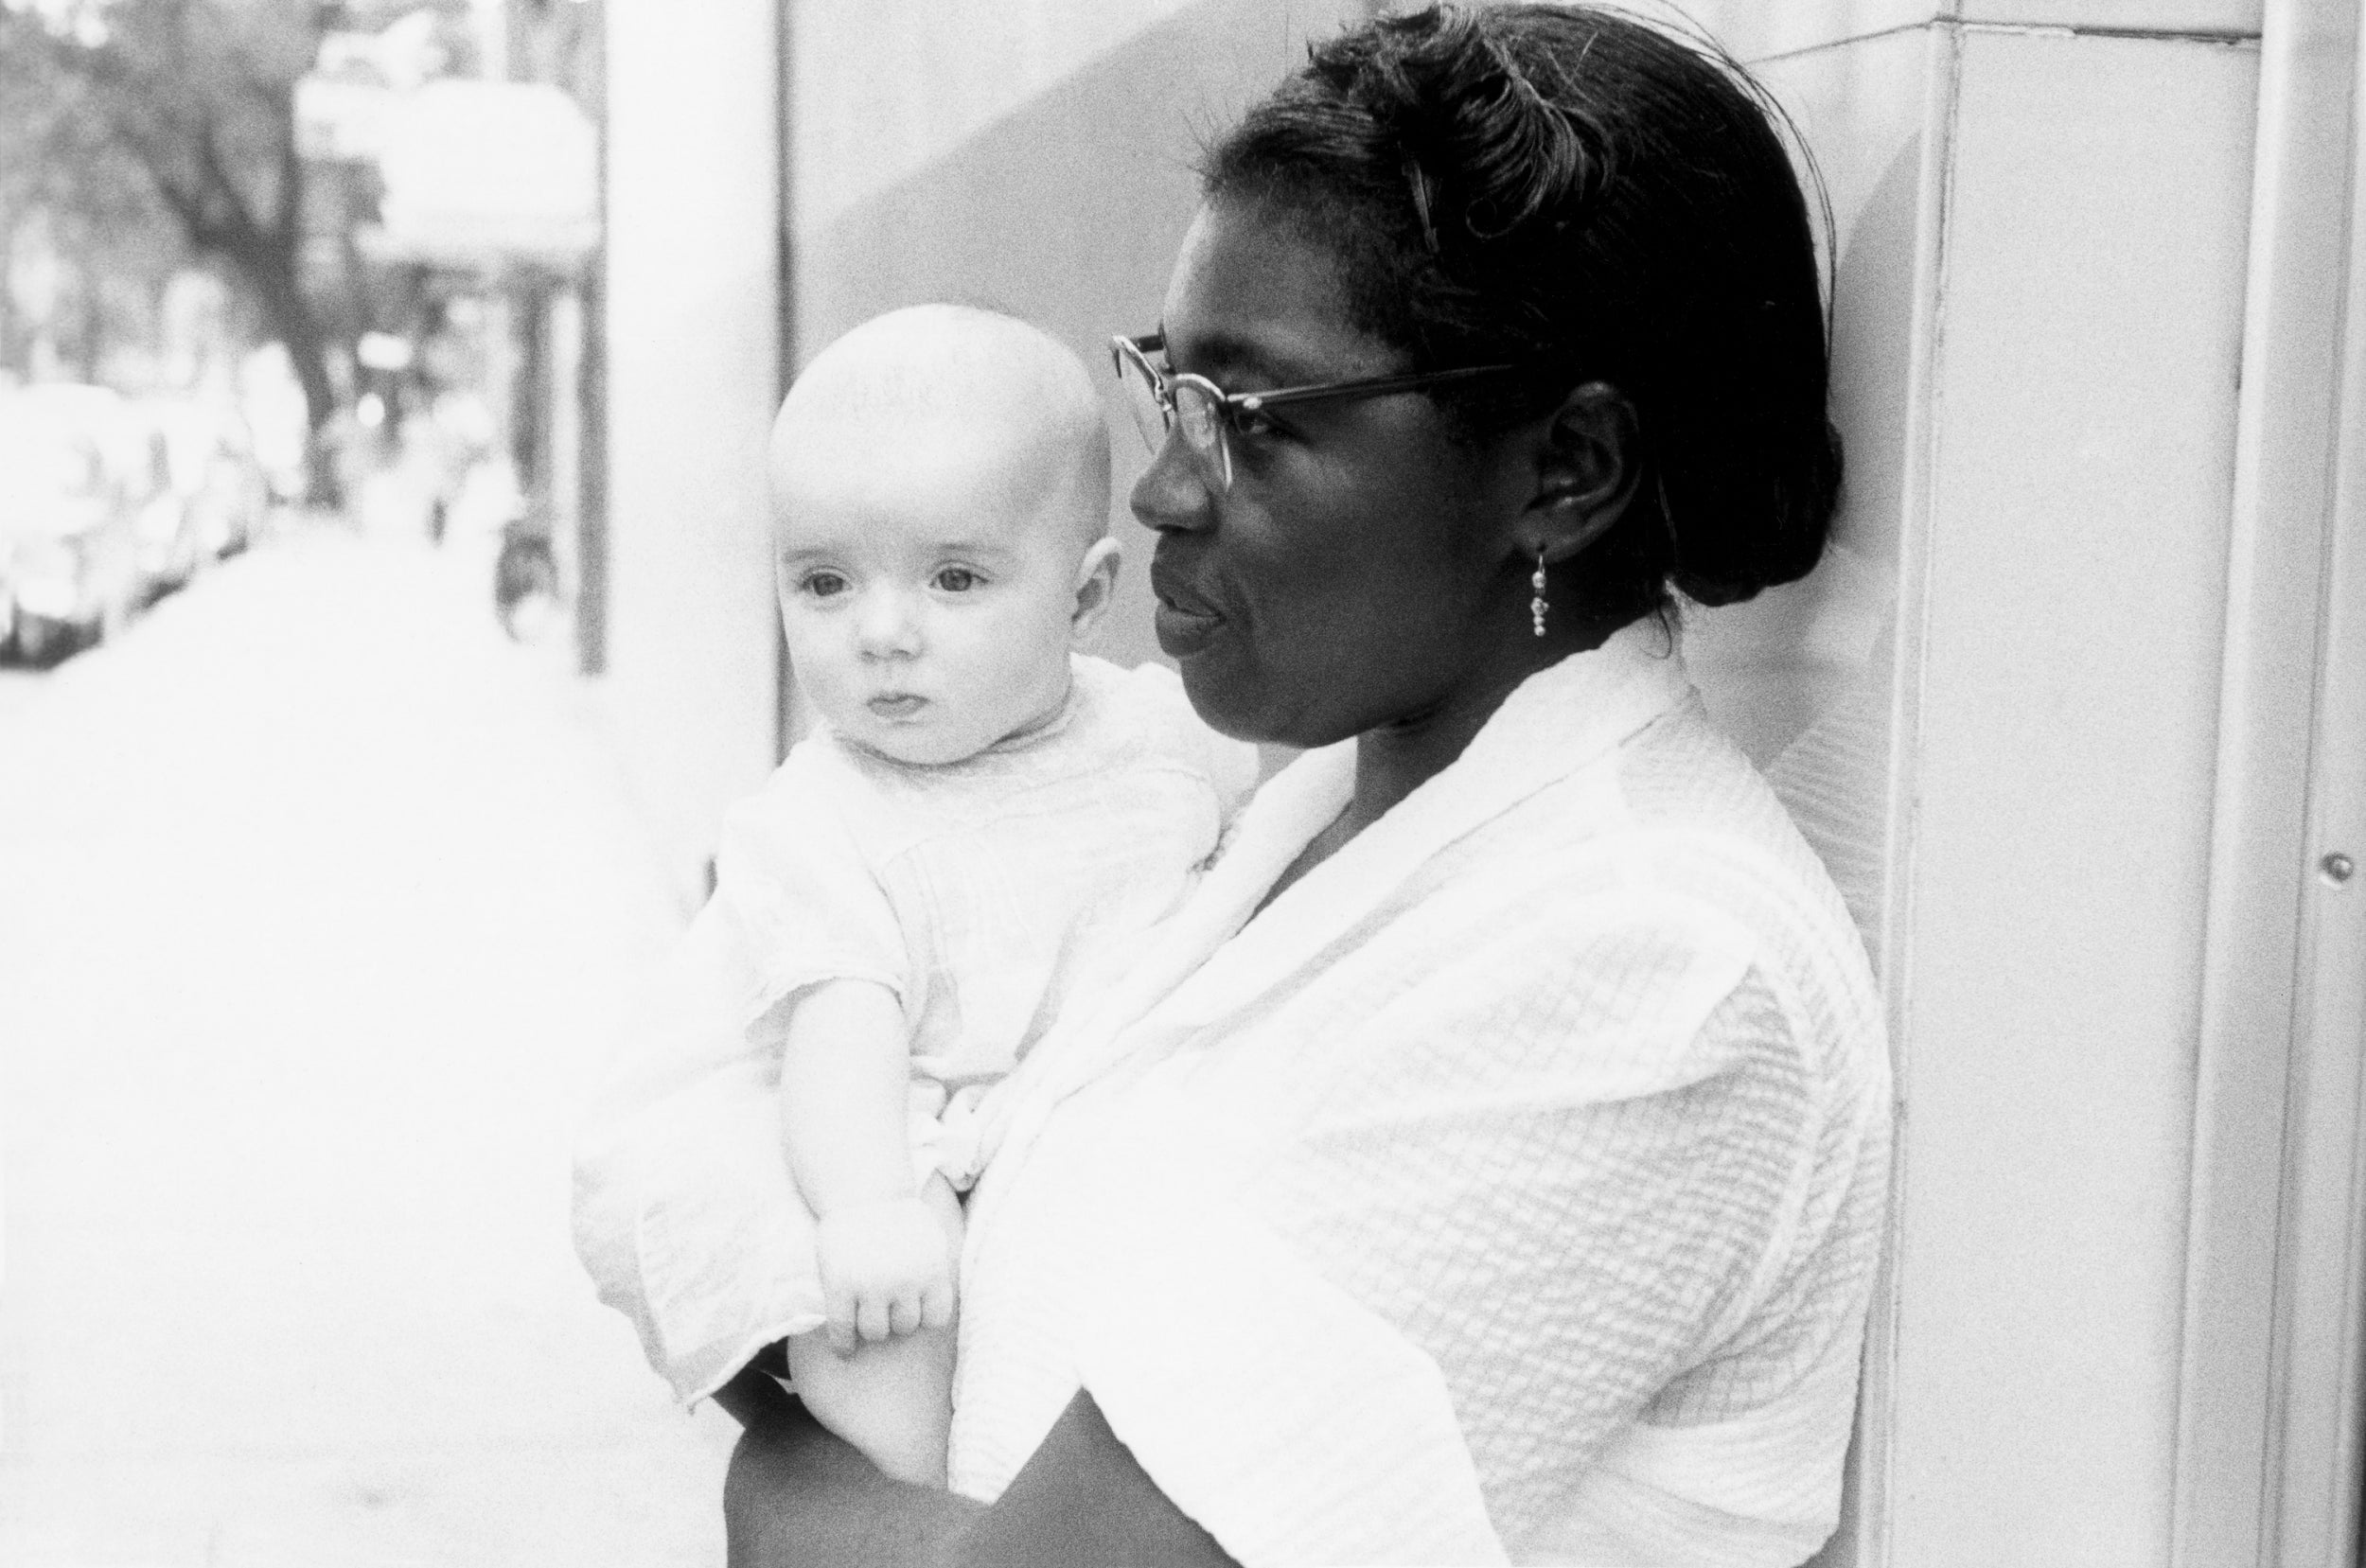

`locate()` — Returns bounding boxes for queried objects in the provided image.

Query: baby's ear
[1069,537,1123,643]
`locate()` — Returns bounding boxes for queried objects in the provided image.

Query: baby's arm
[773,978,956,1353]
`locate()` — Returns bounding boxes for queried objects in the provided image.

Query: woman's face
[1133,200,1525,749]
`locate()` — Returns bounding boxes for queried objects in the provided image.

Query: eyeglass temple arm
[1113,331,1164,365]
[1241,362,1519,412]
[1115,330,1516,412]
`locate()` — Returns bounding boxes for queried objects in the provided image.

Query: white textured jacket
[947,619,1891,1567]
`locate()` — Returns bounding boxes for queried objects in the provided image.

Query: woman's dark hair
[1203,3,1840,616]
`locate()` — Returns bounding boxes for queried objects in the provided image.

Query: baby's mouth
[868,694,927,719]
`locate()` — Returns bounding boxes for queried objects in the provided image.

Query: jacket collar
[983,619,1698,1146]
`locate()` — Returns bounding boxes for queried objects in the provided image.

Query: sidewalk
[0,528,738,1566]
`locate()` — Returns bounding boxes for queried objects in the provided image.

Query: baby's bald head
[769,305,1110,553]
[766,308,1125,765]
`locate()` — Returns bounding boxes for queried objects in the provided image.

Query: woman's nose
[1128,428,1217,535]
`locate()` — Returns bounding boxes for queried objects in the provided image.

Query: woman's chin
[1172,657,1278,747]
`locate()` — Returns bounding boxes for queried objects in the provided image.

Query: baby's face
[774,432,1086,766]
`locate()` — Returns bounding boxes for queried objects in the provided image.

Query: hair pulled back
[1203,3,1840,613]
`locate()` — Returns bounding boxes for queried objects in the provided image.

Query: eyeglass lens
[1115,345,1231,490]
[1115,348,1168,452]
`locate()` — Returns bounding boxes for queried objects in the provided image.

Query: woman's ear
[1068,537,1123,644]
[1519,380,1643,566]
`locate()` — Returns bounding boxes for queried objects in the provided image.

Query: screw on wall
[2323,853,2357,887]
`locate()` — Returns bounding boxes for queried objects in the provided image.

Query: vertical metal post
[772,0,796,760]
[512,274,548,495]
[2261,12,2366,1559]
[2174,0,2364,1561]
[575,0,609,677]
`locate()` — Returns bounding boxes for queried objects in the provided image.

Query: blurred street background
[0,513,738,1566]
[1,4,746,1562]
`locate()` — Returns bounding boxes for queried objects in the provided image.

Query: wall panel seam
[1859,20,1966,1566]
[1956,21,2261,44]
[1748,21,1934,68]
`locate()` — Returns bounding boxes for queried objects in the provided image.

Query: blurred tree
[0,95,186,381]
[0,0,344,487]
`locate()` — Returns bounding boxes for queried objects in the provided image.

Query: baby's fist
[814,1196,956,1353]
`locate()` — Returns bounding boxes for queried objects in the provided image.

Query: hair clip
[1403,157,1441,255]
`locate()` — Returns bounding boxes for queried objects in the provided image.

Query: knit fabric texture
[947,622,1892,1567]
[571,655,1257,1402]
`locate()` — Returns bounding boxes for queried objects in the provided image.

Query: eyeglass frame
[1110,331,1525,490]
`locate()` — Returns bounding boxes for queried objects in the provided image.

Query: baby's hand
[813,1196,956,1354]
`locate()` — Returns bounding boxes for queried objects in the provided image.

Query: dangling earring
[1530,549,1549,638]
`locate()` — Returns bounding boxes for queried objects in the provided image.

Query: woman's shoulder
[1599,700,1884,1051]
[1496,695,1879,1014]
[1480,688,1807,876]
[1616,697,1828,866]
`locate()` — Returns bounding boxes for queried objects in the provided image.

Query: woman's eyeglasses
[1110,332,1520,491]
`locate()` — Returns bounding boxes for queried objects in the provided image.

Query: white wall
[601,1,783,901]
[1662,8,2266,1564]
[1886,28,2254,1564]
[790,0,1209,236]
[787,0,1374,732]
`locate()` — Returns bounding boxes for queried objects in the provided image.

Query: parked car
[148,396,273,567]
[130,422,205,600]
[0,385,148,663]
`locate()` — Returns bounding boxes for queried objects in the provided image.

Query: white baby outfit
[572,653,1257,1403]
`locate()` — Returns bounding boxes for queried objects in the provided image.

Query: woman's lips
[867,694,927,719]
[1150,565,1225,657]
[1154,602,1223,656]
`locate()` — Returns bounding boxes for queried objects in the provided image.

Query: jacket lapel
[982,621,1695,1177]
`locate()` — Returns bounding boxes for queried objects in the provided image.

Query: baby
[580,305,1254,1487]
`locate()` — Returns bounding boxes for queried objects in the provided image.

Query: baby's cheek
[791,646,863,731]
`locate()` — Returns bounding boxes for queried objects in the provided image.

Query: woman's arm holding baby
[722,1382,1242,1568]
[775,979,955,1347]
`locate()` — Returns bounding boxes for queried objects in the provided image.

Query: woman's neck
[1258,608,1630,912]
[1354,605,1624,821]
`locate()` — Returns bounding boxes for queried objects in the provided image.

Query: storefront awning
[358,80,599,272]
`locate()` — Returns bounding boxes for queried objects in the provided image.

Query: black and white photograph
[2,2,2360,1565]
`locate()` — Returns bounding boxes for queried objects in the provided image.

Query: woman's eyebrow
[1163,326,1306,384]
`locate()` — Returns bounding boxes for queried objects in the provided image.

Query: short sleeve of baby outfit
[711,745,910,1029]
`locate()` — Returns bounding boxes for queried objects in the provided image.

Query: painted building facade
[597,4,2366,1562]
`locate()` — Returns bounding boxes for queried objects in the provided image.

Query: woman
[713,7,1887,1563]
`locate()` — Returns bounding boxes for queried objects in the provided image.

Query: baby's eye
[932,566,980,592]
[801,570,849,598]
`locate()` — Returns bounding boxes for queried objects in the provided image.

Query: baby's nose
[856,588,922,657]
